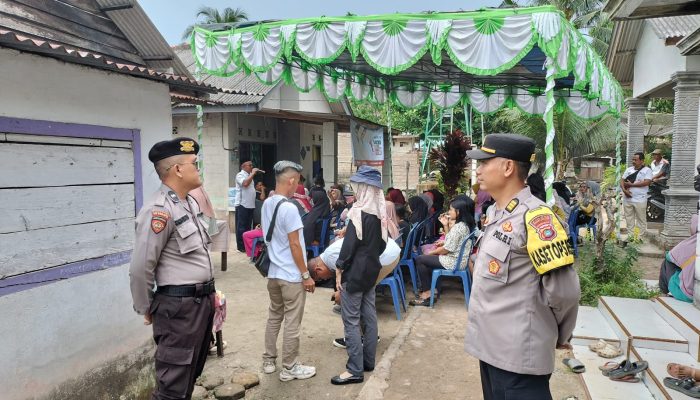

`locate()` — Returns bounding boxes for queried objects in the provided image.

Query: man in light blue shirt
[261,161,317,382]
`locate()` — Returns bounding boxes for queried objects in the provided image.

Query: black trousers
[415,254,445,292]
[151,293,215,400]
[235,206,254,251]
[658,258,680,294]
[479,361,552,400]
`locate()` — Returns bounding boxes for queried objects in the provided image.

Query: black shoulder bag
[253,199,287,277]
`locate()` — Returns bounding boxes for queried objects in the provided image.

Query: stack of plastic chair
[429,231,478,309]
[377,258,406,320]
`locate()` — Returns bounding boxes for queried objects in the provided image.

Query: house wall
[0,48,172,400]
[633,22,686,98]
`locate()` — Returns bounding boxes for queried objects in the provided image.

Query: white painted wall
[260,85,333,114]
[633,22,686,98]
[0,48,172,399]
[173,113,231,218]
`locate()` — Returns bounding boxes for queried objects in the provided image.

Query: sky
[140,0,502,44]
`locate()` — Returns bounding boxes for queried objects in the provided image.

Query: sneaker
[333,336,381,349]
[279,362,316,381]
[332,305,341,315]
[262,360,276,374]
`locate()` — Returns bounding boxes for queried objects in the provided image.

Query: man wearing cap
[235,160,262,252]
[129,138,216,400]
[464,134,580,400]
[650,149,670,184]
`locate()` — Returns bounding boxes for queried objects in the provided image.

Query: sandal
[409,298,431,307]
[562,358,586,373]
[596,343,623,358]
[667,363,697,380]
[589,339,610,352]
[607,360,649,379]
[599,361,620,376]
[610,375,641,383]
[664,377,700,398]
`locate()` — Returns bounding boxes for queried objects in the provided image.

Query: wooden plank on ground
[0,185,134,234]
[0,142,134,188]
[0,218,134,277]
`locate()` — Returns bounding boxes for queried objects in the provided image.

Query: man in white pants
[621,152,653,238]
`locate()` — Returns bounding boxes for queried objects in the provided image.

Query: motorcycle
[647,181,667,222]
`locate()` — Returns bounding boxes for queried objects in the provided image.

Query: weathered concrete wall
[0,48,169,399]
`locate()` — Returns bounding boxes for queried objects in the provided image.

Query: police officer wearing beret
[129,138,215,400]
[465,134,580,400]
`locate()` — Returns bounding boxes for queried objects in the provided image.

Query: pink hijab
[293,184,312,213]
[385,201,401,240]
[347,182,388,241]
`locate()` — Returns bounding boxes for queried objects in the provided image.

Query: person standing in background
[235,160,261,252]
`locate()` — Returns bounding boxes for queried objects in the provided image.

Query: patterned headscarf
[347,182,388,241]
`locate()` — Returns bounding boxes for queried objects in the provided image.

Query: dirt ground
[196,250,589,400]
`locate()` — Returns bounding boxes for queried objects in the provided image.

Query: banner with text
[351,119,384,167]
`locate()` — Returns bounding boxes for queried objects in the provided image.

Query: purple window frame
[0,116,142,297]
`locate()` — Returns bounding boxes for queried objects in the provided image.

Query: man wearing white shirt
[621,152,653,237]
[308,237,401,284]
[235,160,259,252]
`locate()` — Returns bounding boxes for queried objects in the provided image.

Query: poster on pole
[351,119,384,166]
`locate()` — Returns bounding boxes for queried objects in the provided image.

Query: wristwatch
[301,271,311,280]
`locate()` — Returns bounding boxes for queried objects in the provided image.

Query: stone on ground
[230,371,260,389]
[191,385,208,400]
[201,375,225,390]
[214,384,246,400]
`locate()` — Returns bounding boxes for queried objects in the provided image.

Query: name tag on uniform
[525,206,574,275]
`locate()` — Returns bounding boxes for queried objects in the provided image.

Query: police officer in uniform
[129,138,215,400]
[465,134,580,400]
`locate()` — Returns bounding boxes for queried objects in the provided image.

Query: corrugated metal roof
[0,28,217,93]
[96,0,192,77]
[647,15,700,39]
[173,44,270,105]
[606,19,644,86]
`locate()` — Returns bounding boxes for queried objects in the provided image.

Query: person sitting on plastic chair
[410,196,477,307]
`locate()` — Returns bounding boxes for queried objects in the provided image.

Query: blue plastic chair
[398,220,426,297]
[307,217,332,257]
[250,237,261,261]
[568,208,597,257]
[429,231,478,309]
[377,260,406,320]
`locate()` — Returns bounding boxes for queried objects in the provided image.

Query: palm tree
[181,6,249,42]
[495,108,618,179]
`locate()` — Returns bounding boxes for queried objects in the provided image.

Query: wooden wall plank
[55,0,103,15]
[0,218,134,277]
[0,143,134,188]
[0,185,134,234]
[100,139,132,149]
[5,133,101,146]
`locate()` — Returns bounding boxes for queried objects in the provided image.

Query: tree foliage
[428,130,471,198]
[182,6,249,41]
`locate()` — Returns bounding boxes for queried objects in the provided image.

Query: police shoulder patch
[505,198,519,213]
[524,206,573,275]
[151,210,170,234]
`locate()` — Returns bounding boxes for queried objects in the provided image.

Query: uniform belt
[156,280,215,297]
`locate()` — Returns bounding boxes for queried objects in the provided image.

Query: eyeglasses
[166,161,200,171]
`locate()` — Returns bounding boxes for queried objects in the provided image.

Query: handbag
[253,199,287,277]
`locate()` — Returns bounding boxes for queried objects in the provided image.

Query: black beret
[466,133,536,163]
[148,137,199,163]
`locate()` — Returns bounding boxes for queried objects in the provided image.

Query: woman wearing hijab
[428,189,445,212]
[408,196,428,225]
[303,182,332,245]
[332,166,387,386]
[659,215,698,302]
[385,200,401,243]
[291,183,312,216]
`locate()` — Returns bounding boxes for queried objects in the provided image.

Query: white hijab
[347,182,388,242]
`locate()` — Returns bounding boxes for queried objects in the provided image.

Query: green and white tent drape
[191,5,624,205]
